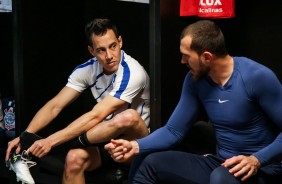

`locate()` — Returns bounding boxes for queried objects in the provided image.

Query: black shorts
[98,144,116,169]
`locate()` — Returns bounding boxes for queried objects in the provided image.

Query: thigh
[211,161,282,184]
[210,166,241,184]
[134,151,220,184]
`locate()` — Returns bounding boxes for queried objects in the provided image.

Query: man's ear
[118,36,123,48]
[202,51,213,63]
[88,45,95,56]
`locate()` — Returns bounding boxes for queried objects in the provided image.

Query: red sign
[180,0,235,18]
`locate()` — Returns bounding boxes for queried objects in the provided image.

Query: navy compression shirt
[137,57,282,167]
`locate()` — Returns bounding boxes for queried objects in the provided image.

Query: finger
[114,154,125,162]
[112,139,126,145]
[113,145,126,152]
[32,146,45,157]
[233,166,248,177]
[5,142,13,161]
[5,149,11,161]
[229,162,245,174]
[37,151,47,158]
[104,143,115,150]
[15,145,22,155]
[112,151,125,158]
[229,157,249,175]
[110,139,117,143]
[28,144,41,157]
[27,144,34,154]
[241,169,253,181]
[110,139,119,144]
[113,153,123,160]
[26,148,30,155]
[222,157,239,168]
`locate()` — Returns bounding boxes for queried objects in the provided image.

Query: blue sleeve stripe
[76,58,96,70]
[68,59,96,79]
[114,54,130,99]
[73,58,96,72]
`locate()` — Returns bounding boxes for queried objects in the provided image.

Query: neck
[209,55,233,86]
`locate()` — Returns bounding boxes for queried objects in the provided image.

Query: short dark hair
[180,20,228,57]
[85,18,119,46]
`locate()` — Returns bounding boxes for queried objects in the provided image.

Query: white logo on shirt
[218,99,229,103]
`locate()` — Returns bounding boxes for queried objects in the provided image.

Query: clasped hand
[104,139,136,162]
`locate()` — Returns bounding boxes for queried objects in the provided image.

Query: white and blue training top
[66,50,150,127]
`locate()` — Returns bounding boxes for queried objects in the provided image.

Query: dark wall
[19,0,87,135]
[0,13,14,98]
[160,0,282,123]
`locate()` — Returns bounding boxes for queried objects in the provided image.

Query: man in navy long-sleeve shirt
[105,20,282,184]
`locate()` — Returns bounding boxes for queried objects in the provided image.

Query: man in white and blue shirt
[6,18,150,184]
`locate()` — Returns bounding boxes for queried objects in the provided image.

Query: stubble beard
[192,63,210,81]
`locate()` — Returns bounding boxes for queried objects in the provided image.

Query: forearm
[45,111,101,148]
[25,101,63,133]
[253,132,282,166]
[137,125,183,155]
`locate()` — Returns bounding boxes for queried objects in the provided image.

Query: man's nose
[105,50,113,60]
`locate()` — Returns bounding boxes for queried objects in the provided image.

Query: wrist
[131,140,140,155]
[45,136,55,148]
[250,155,261,168]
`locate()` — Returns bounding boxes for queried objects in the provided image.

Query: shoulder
[73,58,98,72]
[234,56,280,95]
[69,58,100,83]
[70,58,99,78]
[122,51,143,70]
[235,56,276,80]
[118,51,148,79]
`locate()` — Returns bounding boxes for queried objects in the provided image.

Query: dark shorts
[98,144,115,169]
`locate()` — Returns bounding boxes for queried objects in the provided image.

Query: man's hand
[222,155,261,181]
[27,138,52,158]
[105,139,139,162]
[5,137,21,161]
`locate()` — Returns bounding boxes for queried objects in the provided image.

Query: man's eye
[97,49,104,53]
[111,44,117,50]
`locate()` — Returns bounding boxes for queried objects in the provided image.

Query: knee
[132,153,162,183]
[139,152,162,171]
[210,167,240,184]
[111,109,140,129]
[64,149,88,173]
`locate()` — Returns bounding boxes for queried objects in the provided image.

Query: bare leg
[86,109,149,143]
[62,147,101,184]
[63,109,149,184]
